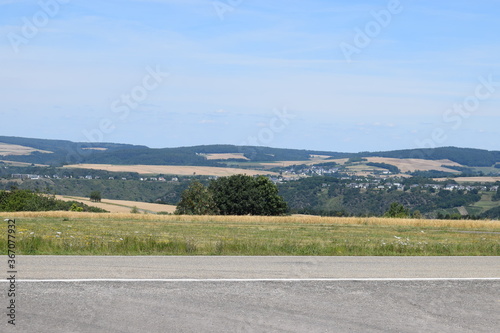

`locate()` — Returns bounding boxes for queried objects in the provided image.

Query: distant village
[10,173,179,183]
[9,169,498,194]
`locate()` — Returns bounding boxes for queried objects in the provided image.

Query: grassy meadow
[2,212,499,256]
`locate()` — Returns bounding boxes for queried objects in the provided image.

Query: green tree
[70,203,84,212]
[412,210,422,219]
[384,202,410,218]
[175,181,219,215]
[209,175,288,216]
[90,191,101,202]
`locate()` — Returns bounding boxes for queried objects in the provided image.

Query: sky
[1,0,499,152]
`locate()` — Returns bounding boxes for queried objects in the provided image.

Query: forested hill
[0,136,354,166]
[0,136,146,165]
[1,136,500,167]
[363,147,500,167]
[80,145,354,166]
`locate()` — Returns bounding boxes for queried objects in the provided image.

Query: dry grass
[55,195,176,213]
[2,213,498,255]
[365,157,462,173]
[0,143,52,156]
[63,164,278,177]
[4,212,500,229]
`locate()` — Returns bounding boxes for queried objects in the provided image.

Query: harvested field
[258,157,462,172]
[0,143,52,156]
[366,157,462,173]
[55,195,176,214]
[0,160,48,167]
[63,164,278,177]
[435,177,500,183]
[259,158,348,167]
[202,153,249,160]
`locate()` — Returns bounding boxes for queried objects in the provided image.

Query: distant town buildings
[6,172,500,193]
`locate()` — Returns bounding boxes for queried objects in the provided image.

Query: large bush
[174,181,219,215]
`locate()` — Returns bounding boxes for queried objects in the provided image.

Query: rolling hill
[2,136,499,218]
[1,135,500,168]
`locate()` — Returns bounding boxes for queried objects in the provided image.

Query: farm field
[0,160,48,167]
[0,143,52,156]
[55,195,176,214]
[201,153,249,160]
[63,164,278,177]
[364,157,462,173]
[465,193,499,216]
[255,157,462,173]
[2,213,499,256]
[257,158,348,168]
[435,176,500,183]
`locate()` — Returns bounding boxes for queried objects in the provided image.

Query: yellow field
[5,211,500,230]
[63,164,279,177]
[55,195,176,213]
[0,143,52,156]
[259,158,349,167]
[0,160,48,167]
[434,177,500,183]
[202,153,249,160]
[365,157,462,173]
[257,157,462,173]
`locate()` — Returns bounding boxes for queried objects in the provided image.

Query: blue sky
[1,0,499,152]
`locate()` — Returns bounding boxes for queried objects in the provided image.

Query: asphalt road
[1,256,499,332]
[12,255,500,279]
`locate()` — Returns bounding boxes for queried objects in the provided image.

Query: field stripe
[6,278,500,283]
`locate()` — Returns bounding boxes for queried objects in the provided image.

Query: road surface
[11,255,500,279]
[1,256,499,332]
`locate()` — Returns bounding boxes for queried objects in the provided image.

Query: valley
[1,136,500,219]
